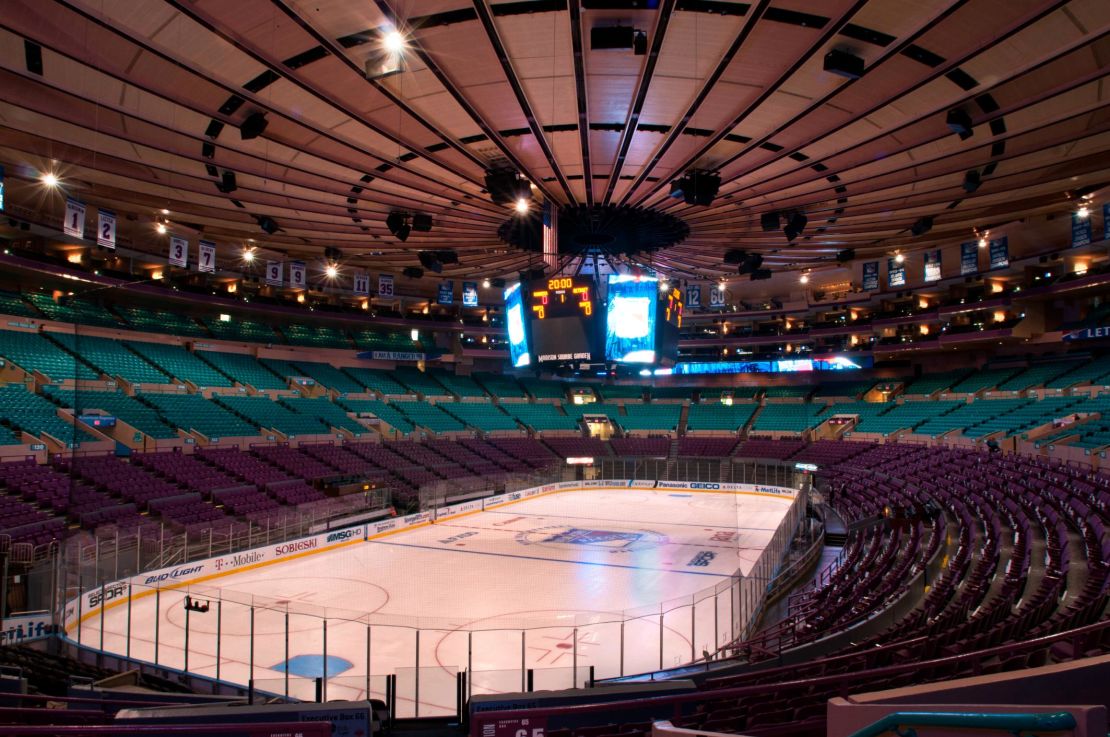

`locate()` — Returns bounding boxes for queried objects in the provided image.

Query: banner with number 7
[198,240,216,273]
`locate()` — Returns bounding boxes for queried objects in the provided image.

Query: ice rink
[77,486,795,715]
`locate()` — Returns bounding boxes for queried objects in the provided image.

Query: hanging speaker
[239,112,269,141]
[412,213,433,232]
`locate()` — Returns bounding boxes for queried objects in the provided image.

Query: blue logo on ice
[272,654,353,679]
[545,528,643,546]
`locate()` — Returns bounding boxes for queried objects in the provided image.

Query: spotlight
[383,30,406,53]
[482,279,491,288]
[911,216,933,236]
[784,211,807,242]
[1077,205,1090,219]
[239,112,269,141]
[155,222,167,234]
[161,208,170,215]
[256,215,280,235]
[325,263,339,279]
[978,237,988,249]
[515,197,530,214]
[946,108,973,140]
[799,273,809,284]
[895,253,905,264]
[41,172,59,187]
[243,249,255,263]
[962,170,981,193]
[659,281,669,292]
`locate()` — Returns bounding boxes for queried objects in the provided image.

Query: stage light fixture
[40,172,58,187]
[239,112,269,141]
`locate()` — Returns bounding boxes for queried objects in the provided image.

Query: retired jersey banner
[0,165,5,212]
[686,284,701,308]
[64,198,86,238]
[1105,204,1110,241]
[378,273,394,297]
[708,285,727,308]
[353,272,370,295]
[168,236,188,267]
[961,241,979,275]
[266,261,282,286]
[989,236,1009,270]
[437,280,454,305]
[96,209,116,249]
[923,249,942,282]
[197,240,216,273]
[862,261,879,291]
[289,261,306,289]
[462,281,479,307]
[887,257,905,288]
[1072,210,1092,248]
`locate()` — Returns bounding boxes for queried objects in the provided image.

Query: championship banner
[887,257,906,288]
[923,248,941,283]
[64,198,86,238]
[686,284,701,308]
[462,281,478,307]
[289,261,306,289]
[1072,210,1092,248]
[197,240,216,273]
[862,261,879,291]
[437,280,454,305]
[960,241,979,275]
[0,165,6,211]
[1105,204,1110,241]
[378,273,394,298]
[353,272,370,295]
[989,236,1009,270]
[168,236,188,267]
[708,285,727,308]
[96,209,116,249]
[266,261,283,286]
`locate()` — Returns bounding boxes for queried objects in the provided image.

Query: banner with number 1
[64,198,86,238]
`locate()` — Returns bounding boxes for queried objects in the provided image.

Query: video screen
[504,282,531,368]
[605,275,658,363]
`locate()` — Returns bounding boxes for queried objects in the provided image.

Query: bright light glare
[161,208,170,215]
[659,281,669,292]
[41,173,59,187]
[482,279,491,288]
[895,253,905,264]
[155,223,167,234]
[243,249,255,263]
[978,237,988,249]
[800,274,809,284]
[515,197,530,214]
[325,263,339,279]
[383,30,406,53]
[1078,206,1090,219]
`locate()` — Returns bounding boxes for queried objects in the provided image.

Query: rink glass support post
[322,619,328,702]
[184,598,190,673]
[690,600,696,663]
[572,627,578,688]
[99,584,105,651]
[714,591,719,651]
[619,620,624,677]
[249,606,255,682]
[414,630,420,718]
[366,624,372,700]
[520,631,526,691]
[126,583,132,659]
[154,588,161,665]
[658,612,664,670]
[284,610,290,700]
[76,569,83,646]
[216,599,222,682]
[467,631,473,701]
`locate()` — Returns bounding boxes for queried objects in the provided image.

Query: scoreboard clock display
[528,276,598,362]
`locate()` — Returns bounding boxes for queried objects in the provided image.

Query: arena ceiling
[1,0,1109,284]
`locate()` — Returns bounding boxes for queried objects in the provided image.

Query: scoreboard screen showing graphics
[529,277,597,362]
[605,275,660,363]
[504,282,531,368]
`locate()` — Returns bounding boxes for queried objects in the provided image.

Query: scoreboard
[528,276,598,362]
